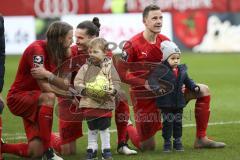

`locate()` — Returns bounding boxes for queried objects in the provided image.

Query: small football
[85,75,109,99]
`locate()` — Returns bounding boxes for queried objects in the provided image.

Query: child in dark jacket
[148,41,200,152]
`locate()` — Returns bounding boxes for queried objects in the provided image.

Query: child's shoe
[102,149,113,160]
[163,139,172,152]
[86,149,97,160]
[173,138,184,152]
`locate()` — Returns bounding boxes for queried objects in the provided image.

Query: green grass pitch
[1,53,240,159]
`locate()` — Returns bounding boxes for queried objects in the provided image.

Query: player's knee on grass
[61,142,76,155]
[185,84,210,102]
[28,138,44,158]
[140,137,156,151]
[38,92,56,106]
[198,84,210,97]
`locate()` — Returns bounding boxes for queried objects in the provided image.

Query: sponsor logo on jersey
[121,50,128,61]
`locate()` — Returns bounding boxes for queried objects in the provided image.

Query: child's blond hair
[88,37,108,53]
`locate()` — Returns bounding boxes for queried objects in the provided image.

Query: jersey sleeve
[182,65,198,91]
[184,72,198,91]
[122,41,136,62]
[25,43,46,69]
[116,41,145,86]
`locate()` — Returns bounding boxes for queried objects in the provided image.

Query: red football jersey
[8,40,55,93]
[118,32,169,87]
[124,32,169,62]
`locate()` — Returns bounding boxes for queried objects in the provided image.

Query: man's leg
[52,99,83,155]
[61,141,77,155]
[127,97,162,151]
[3,90,44,158]
[127,121,159,151]
[38,92,63,159]
[2,118,44,158]
[2,139,42,158]
[126,123,141,149]
[115,97,137,155]
[185,83,226,148]
[38,93,55,151]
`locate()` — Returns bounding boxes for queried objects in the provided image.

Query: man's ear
[90,35,96,39]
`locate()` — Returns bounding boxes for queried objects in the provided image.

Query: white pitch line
[3,120,240,140]
[184,120,240,127]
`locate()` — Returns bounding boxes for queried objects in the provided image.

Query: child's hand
[194,86,200,93]
[144,80,152,90]
[157,88,167,95]
[181,84,186,93]
[108,89,117,97]
[81,88,87,96]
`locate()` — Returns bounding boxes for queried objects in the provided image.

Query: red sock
[115,100,130,144]
[195,95,210,138]
[2,143,29,157]
[38,105,53,150]
[50,133,62,154]
[127,124,140,149]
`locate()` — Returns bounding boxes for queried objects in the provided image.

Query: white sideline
[3,120,240,141]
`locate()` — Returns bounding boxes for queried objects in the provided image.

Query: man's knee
[39,92,55,106]
[198,84,210,96]
[28,138,44,158]
[61,142,76,155]
[140,137,156,151]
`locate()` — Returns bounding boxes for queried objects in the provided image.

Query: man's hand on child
[157,88,167,95]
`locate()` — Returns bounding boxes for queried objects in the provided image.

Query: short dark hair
[143,4,160,19]
[76,17,100,37]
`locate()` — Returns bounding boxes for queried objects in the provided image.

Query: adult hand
[31,66,52,80]
[144,80,152,90]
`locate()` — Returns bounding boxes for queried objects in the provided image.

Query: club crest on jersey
[33,55,44,66]
[121,50,128,61]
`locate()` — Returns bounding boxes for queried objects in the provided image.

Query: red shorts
[7,90,41,141]
[57,98,83,144]
[130,92,162,142]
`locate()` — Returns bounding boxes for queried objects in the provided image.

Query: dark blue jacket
[0,16,5,92]
[148,61,198,109]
